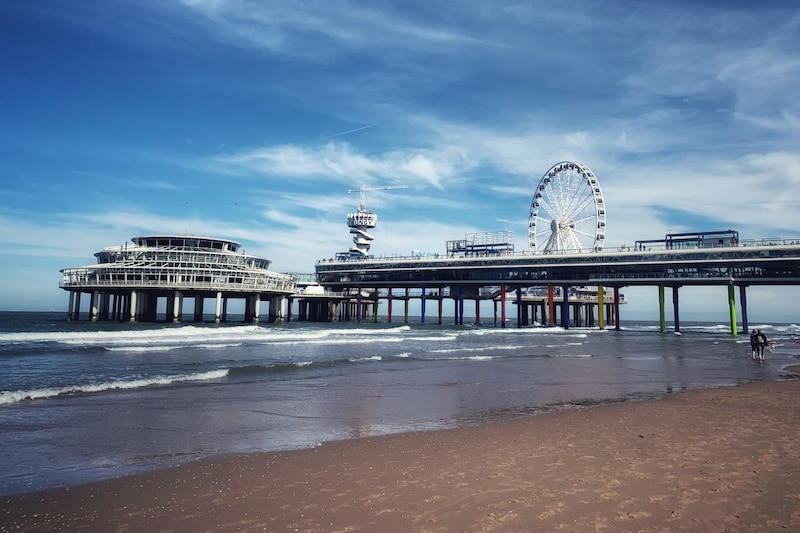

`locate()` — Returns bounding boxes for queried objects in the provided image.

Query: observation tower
[60,234,297,323]
[343,185,407,258]
[347,191,378,257]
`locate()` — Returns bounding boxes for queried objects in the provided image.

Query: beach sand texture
[3,378,799,532]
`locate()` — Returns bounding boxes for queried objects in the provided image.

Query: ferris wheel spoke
[572,227,596,240]
[571,213,598,226]
[562,180,589,215]
[569,193,595,216]
[535,200,558,221]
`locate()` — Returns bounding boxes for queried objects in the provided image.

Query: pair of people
[750,329,769,361]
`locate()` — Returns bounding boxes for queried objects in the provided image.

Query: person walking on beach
[750,330,759,360]
[757,330,769,361]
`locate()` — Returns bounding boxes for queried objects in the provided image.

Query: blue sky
[1,0,798,321]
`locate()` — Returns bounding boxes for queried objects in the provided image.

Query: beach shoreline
[3,377,800,532]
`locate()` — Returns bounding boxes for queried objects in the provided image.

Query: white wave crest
[349,355,383,362]
[0,369,229,405]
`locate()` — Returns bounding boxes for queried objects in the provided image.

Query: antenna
[347,184,408,212]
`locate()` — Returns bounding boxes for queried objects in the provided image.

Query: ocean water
[1,311,798,496]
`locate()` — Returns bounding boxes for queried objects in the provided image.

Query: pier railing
[316,237,800,264]
[60,267,297,294]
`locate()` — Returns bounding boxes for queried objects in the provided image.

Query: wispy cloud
[207,142,473,189]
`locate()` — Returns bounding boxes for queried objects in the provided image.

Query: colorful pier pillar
[597,284,605,330]
[739,285,749,334]
[420,286,426,324]
[672,286,680,333]
[728,284,738,336]
[500,286,506,328]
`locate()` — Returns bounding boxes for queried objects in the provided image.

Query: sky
[1,0,799,321]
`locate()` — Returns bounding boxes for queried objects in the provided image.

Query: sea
[1,311,798,496]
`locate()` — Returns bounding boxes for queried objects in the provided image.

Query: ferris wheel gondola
[528,161,606,254]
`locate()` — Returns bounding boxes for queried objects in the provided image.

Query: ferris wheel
[528,161,606,254]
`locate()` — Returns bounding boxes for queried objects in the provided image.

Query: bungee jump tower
[60,235,297,323]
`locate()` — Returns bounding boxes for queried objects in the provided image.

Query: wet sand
[3,377,800,532]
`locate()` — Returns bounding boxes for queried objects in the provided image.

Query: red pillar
[500,286,506,328]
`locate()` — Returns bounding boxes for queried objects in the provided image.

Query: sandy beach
[3,377,799,532]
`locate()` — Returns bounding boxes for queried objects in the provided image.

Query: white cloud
[207,142,474,190]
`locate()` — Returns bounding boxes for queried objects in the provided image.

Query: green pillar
[728,284,738,336]
[597,284,605,330]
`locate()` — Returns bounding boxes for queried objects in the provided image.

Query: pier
[311,237,800,334]
[60,235,296,323]
[58,163,800,333]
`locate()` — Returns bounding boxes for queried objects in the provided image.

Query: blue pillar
[420,285,426,324]
[739,285,749,334]
[672,286,680,333]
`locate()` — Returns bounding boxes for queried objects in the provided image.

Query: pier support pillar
[276,295,286,323]
[129,290,137,322]
[111,294,119,321]
[500,286,506,328]
[561,285,570,329]
[727,284,738,336]
[613,287,621,331]
[193,297,203,322]
[658,284,666,333]
[100,292,110,321]
[74,292,83,321]
[739,285,749,334]
[547,286,555,327]
[672,286,680,333]
[89,291,99,321]
[420,286,426,324]
[253,294,261,323]
[67,291,75,321]
[597,284,605,330]
[404,288,410,324]
[173,292,183,323]
[145,294,158,321]
[387,288,393,323]
[215,292,222,323]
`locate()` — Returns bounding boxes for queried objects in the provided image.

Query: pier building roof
[128,235,243,252]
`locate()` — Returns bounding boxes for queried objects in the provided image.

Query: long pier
[311,239,800,334]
